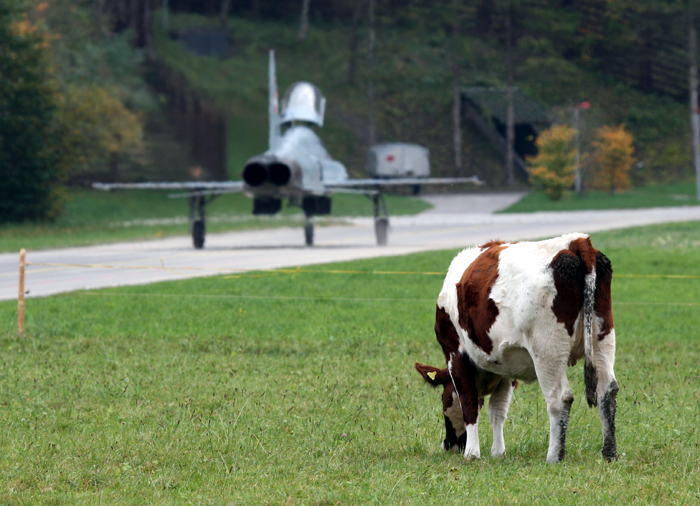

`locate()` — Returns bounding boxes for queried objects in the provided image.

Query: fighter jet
[94,50,481,248]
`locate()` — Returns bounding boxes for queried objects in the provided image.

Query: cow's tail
[583,262,598,408]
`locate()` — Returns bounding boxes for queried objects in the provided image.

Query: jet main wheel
[192,220,205,249]
[304,221,314,246]
[375,217,388,246]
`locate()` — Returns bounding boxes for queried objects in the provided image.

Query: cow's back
[437,233,593,381]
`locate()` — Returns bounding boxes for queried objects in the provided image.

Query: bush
[57,83,143,182]
[527,125,577,200]
[589,124,635,194]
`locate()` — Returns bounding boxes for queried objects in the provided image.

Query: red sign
[576,101,591,110]
[386,155,395,162]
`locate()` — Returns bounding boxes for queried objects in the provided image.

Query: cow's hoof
[602,450,618,462]
[546,455,564,464]
[463,449,480,460]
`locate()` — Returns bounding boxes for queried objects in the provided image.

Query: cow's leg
[487,377,514,457]
[532,351,574,463]
[594,329,619,462]
[448,351,481,459]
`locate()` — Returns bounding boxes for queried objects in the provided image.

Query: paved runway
[2,193,700,301]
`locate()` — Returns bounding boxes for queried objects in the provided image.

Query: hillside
[151,12,692,190]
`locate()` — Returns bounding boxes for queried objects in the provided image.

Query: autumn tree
[590,125,635,195]
[0,0,65,222]
[44,0,151,182]
[58,84,143,182]
[527,125,577,200]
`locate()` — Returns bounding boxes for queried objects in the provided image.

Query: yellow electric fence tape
[74,292,436,302]
[68,292,700,306]
[23,262,700,279]
[16,258,699,334]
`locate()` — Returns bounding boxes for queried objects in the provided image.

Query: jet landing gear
[372,192,389,246]
[189,193,217,249]
[301,196,331,247]
[304,214,314,246]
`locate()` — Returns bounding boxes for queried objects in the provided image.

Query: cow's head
[415,362,466,452]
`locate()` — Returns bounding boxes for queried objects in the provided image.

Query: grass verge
[0,222,699,504]
[502,182,700,213]
[0,189,431,253]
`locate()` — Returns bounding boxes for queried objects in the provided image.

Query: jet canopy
[280,82,326,126]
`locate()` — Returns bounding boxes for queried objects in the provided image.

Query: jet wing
[327,176,483,188]
[93,181,244,191]
[93,181,245,198]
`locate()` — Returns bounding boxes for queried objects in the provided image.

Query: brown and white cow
[418,233,618,463]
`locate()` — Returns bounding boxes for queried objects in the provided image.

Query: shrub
[57,84,143,182]
[590,124,635,195]
[527,125,576,200]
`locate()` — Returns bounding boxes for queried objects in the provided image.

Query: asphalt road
[2,193,700,302]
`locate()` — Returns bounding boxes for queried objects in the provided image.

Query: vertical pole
[162,0,169,30]
[689,0,700,200]
[451,0,463,172]
[574,107,582,195]
[505,0,515,186]
[220,0,231,26]
[18,249,25,335]
[298,0,311,40]
[367,0,376,148]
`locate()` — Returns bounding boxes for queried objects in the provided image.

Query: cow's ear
[415,363,449,386]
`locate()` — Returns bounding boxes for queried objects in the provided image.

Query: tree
[220,0,231,26]
[528,125,577,200]
[347,0,366,84]
[504,0,515,186]
[367,0,376,147]
[689,0,700,200]
[57,84,143,182]
[297,0,311,40]
[44,1,153,182]
[450,0,465,172]
[590,125,635,195]
[0,0,64,222]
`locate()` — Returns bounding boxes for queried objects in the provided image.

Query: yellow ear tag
[427,371,437,381]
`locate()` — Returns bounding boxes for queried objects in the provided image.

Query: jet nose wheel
[372,193,389,246]
[192,220,205,249]
[375,217,388,246]
[304,216,314,246]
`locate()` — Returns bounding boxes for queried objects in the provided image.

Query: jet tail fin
[268,49,280,150]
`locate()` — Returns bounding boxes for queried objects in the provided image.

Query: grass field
[0,222,699,504]
[502,182,700,213]
[0,189,431,253]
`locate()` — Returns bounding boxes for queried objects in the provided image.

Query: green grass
[0,189,431,253]
[502,182,700,213]
[1,221,699,503]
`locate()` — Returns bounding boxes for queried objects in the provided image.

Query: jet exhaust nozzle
[242,158,293,187]
[268,162,291,186]
[242,162,267,187]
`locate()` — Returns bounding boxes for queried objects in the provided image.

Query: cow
[417,233,618,463]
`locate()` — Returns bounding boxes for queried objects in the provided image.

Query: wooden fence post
[18,248,25,335]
